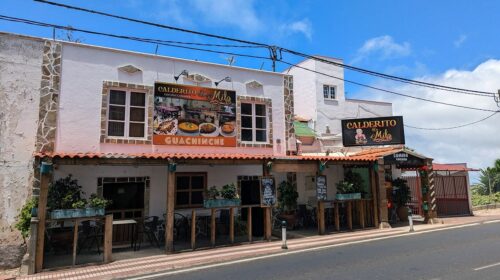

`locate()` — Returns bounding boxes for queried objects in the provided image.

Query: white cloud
[188,0,263,34]
[357,60,500,181]
[280,18,313,40]
[454,34,467,48]
[352,35,411,64]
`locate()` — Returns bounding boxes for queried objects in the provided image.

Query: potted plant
[88,194,111,216]
[344,169,367,197]
[335,181,361,200]
[71,199,87,218]
[391,178,411,221]
[48,174,85,219]
[203,183,241,208]
[277,180,299,228]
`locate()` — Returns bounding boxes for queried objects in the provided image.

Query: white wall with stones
[0,33,44,268]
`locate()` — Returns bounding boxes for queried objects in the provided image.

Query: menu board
[341,116,405,147]
[260,176,276,207]
[316,175,327,201]
[153,82,237,146]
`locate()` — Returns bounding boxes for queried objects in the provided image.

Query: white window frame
[240,102,268,144]
[323,85,336,100]
[107,88,147,140]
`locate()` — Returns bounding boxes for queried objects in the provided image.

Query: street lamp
[174,70,189,82]
[215,76,231,87]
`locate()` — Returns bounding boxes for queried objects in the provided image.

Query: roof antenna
[226,56,235,66]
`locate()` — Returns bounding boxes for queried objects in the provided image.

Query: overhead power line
[34,0,498,97]
[0,15,270,60]
[280,60,500,113]
[403,111,499,130]
[281,49,496,97]
[359,105,499,130]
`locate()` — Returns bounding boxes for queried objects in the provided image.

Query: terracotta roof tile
[34,152,376,162]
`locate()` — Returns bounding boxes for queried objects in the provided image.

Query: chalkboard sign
[260,176,276,207]
[316,175,327,201]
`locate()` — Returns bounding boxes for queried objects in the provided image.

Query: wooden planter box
[203,199,241,208]
[50,208,105,219]
[335,193,361,200]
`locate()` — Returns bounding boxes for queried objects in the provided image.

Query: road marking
[474,261,500,271]
[127,222,486,280]
[483,219,500,224]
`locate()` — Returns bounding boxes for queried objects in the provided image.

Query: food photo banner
[341,116,405,147]
[153,82,237,146]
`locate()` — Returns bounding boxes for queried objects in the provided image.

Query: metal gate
[434,175,470,216]
[403,175,424,217]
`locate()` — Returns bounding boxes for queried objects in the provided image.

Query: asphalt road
[132,222,500,280]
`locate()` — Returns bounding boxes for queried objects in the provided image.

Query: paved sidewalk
[7,210,500,280]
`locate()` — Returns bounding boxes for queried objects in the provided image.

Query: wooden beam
[72,220,79,266]
[317,201,325,235]
[347,201,353,230]
[359,200,365,229]
[229,207,235,244]
[334,202,340,231]
[35,172,50,272]
[211,208,216,247]
[370,166,379,227]
[247,207,252,243]
[165,170,175,253]
[191,210,196,250]
[264,207,272,241]
[104,215,113,263]
[272,163,318,173]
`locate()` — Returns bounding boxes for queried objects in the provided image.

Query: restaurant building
[0,32,441,273]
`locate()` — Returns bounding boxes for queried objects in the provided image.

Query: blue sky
[2,0,500,178]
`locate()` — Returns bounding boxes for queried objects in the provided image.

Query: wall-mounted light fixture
[215,76,232,87]
[174,70,189,82]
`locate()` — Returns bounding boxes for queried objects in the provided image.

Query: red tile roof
[34,152,376,162]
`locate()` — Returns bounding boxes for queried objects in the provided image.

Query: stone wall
[283,75,295,153]
[0,33,44,269]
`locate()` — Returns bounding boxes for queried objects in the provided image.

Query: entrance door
[240,179,263,237]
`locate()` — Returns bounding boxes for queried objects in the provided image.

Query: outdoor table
[112,219,138,250]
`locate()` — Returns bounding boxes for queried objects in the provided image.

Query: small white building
[285,56,393,152]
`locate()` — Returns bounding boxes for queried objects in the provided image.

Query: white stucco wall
[0,33,43,236]
[55,164,263,217]
[56,43,287,156]
[295,165,344,205]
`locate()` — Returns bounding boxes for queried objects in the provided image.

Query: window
[175,173,206,208]
[107,89,146,138]
[323,85,336,100]
[240,103,267,143]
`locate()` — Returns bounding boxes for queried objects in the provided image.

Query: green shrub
[15,198,37,239]
[220,183,238,199]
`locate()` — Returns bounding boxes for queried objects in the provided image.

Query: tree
[478,160,500,194]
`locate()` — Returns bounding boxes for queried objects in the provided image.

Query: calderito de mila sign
[341,116,405,147]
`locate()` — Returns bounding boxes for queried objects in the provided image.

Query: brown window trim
[175,172,207,209]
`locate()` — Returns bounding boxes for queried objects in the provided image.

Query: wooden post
[104,215,113,263]
[211,208,216,247]
[165,170,175,253]
[370,165,379,227]
[318,201,325,235]
[35,172,51,272]
[359,200,365,229]
[334,202,340,231]
[347,201,353,230]
[191,210,196,250]
[28,218,39,274]
[377,158,391,228]
[72,220,79,266]
[247,207,252,243]
[264,207,271,241]
[229,207,235,244]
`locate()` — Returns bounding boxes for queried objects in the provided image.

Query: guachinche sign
[341,116,405,147]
